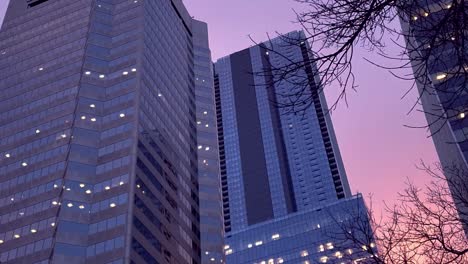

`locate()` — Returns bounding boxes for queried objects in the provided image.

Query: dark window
[27,0,49,8]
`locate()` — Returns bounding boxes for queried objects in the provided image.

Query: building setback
[192,20,225,264]
[214,31,373,263]
[0,0,203,263]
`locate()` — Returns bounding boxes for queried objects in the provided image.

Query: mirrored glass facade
[214,31,372,263]
[0,0,202,263]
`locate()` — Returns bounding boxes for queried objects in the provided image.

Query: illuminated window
[268,259,274,264]
[21,162,28,167]
[436,73,447,80]
[131,68,137,72]
[347,249,353,254]
[205,147,210,151]
[225,249,233,255]
[91,118,97,122]
[86,189,92,194]
[459,112,465,119]
[248,244,253,248]
[119,113,126,118]
[52,201,58,205]
[335,251,343,258]
[99,74,105,79]
[320,256,328,263]
[318,245,325,252]
[370,242,376,248]
[38,67,44,71]
[224,245,230,250]
[255,241,263,246]
[110,203,116,208]
[412,16,418,21]
[423,12,429,17]
[123,71,129,75]
[272,234,280,240]
[35,129,41,134]
[5,153,11,158]
[205,251,209,255]
[277,258,284,263]
[198,145,203,149]
[105,186,111,190]
[210,258,215,262]
[158,93,162,97]
[14,234,20,239]
[31,229,37,233]
[362,245,368,251]
[79,205,85,209]
[301,250,308,257]
[67,203,73,208]
[0,240,3,244]
[85,71,91,75]
[90,104,96,108]
[326,242,334,249]
[203,111,208,115]
[81,116,86,120]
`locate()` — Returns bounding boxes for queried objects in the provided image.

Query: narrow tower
[192,20,225,264]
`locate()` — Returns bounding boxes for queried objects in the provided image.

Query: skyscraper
[401,1,468,230]
[192,20,225,264]
[0,0,202,263]
[214,31,373,263]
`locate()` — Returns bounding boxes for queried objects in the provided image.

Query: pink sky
[183,0,439,215]
[0,1,439,215]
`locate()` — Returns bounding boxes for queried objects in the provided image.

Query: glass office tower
[0,0,202,263]
[192,20,225,264]
[214,31,373,263]
[401,1,468,231]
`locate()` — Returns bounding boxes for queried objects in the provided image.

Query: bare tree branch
[252,0,467,133]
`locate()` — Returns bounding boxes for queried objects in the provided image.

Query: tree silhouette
[325,163,468,263]
[255,0,467,133]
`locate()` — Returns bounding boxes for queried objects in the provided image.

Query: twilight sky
[0,0,439,215]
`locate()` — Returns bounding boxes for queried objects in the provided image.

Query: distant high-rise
[0,1,202,263]
[214,31,373,263]
[192,20,225,264]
